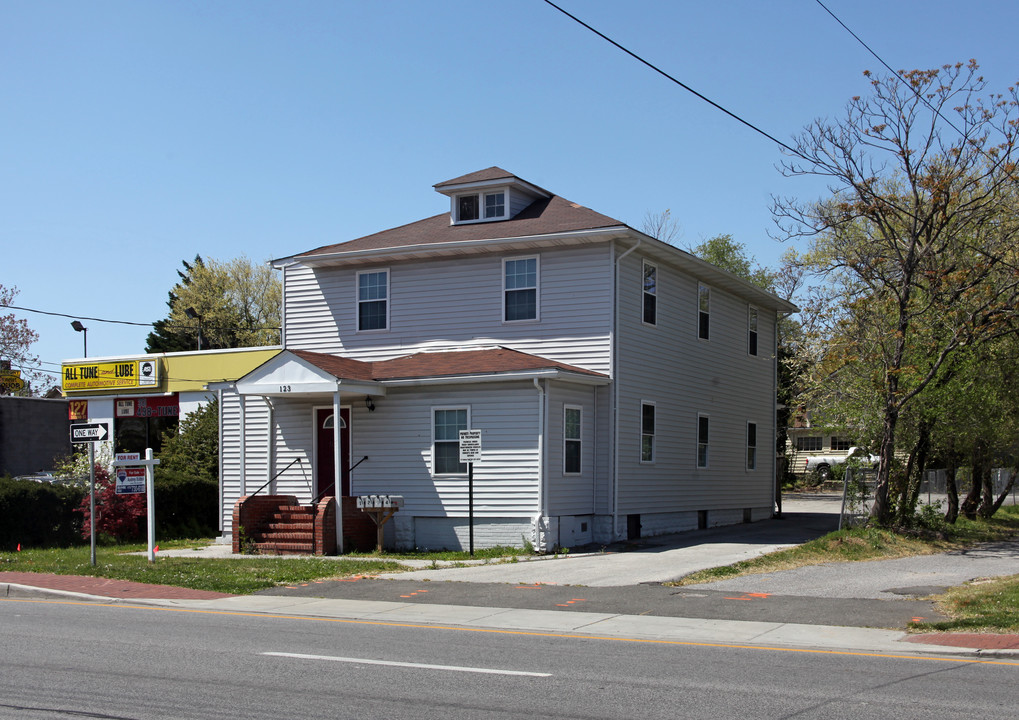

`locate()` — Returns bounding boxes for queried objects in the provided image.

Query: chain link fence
[838,467,1018,529]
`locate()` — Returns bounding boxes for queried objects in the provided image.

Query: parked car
[802,448,879,482]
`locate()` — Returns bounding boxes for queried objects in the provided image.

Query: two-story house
[219,168,797,553]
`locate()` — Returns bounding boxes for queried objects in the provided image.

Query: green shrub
[0,476,86,550]
[153,469,218,539]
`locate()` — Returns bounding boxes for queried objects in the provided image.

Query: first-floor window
[641,402,655,463]
[746,422,757,471]
[831,437,852,451]
[697,414,710,468]
[564,406,582,474]
[433,407,468,475]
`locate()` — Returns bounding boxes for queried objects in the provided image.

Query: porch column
[238,395,246,496]
[333,390,344,553]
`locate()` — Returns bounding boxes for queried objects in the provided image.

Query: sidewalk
[3,495,1018,658]
[4,571,1017,658]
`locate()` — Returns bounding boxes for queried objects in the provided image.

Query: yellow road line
[5,597,1018,667]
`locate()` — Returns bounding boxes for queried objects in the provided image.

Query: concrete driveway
[375,495,842,587]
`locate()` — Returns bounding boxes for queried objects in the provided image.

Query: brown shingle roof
[433,166,518,188]
[296,195,625,258]
[290,347,606,383]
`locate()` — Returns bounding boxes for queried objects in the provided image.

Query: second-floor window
[357,270,388,331]
[698,284,710,340]
[748,306,758,356]
[643,261,657,325]
[504,257,538,322]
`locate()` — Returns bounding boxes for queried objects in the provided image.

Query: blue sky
[3,0,1017,389]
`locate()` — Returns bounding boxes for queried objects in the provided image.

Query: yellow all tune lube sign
[63,359,159,391]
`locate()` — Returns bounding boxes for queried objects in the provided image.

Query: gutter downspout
[613,238,641,541]
[533,378,546,552]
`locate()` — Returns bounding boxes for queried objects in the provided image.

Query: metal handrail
[248,458,302,499]
[311,455,368,503]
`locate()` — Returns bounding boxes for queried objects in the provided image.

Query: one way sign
[70,422,109,443]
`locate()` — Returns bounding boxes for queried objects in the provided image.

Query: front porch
[232,495,378,555]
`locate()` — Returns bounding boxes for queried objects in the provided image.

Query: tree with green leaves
[775,61,1019,525]
[158,398,219,481]
[146,255,281,353]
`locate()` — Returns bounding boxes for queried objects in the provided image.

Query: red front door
[316,407,350,498]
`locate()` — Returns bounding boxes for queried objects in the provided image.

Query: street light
[71,320,87,357]
[185,307,203,351]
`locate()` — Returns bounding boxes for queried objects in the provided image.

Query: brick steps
[233,495,337,556]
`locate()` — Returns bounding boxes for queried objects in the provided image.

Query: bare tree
[640,209,682,245]
[774,61,1019,524]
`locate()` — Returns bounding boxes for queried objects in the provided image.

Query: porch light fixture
[364,396,376,412]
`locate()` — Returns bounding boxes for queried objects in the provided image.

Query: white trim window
[748,306,759,356]
[746,421,757,471]
[357,269,389,332]
[432,407,469,476]
[698,283,710,340]
[641,401,656,463]
[564,405,582,475]
[642,260,657,326]
[455,190,507,223]
[697,413,710,468]
[503,256,539,322]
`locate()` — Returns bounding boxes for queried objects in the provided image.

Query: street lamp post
[185,307,203,351]
[71,320,88,357]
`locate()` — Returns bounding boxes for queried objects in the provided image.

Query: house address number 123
[279,385,292,393]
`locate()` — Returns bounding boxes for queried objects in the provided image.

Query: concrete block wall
[0,397,71,477]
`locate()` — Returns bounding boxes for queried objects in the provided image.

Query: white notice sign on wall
[459,429,482,463]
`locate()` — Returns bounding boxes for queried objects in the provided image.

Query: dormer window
[458,195,479,221]
[454,190,507,223]
[485,192,505,218]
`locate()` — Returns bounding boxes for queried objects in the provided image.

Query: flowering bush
[76,464,146,542]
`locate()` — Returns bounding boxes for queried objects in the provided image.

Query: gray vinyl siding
[613,249,776,515]
[546,383,599,516]
[508,188,533,217]
[341,382,541,517]
[282,243,615,373]
[219,391,271,534]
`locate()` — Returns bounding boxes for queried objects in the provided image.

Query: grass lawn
[0,540,534,595]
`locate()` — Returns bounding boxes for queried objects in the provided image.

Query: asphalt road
[3,596,1017,719]
[252,495,1019,631]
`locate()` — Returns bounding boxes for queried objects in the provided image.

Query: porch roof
[233,346,609,397]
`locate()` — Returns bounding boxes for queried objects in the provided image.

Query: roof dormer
[434,167,551,225]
